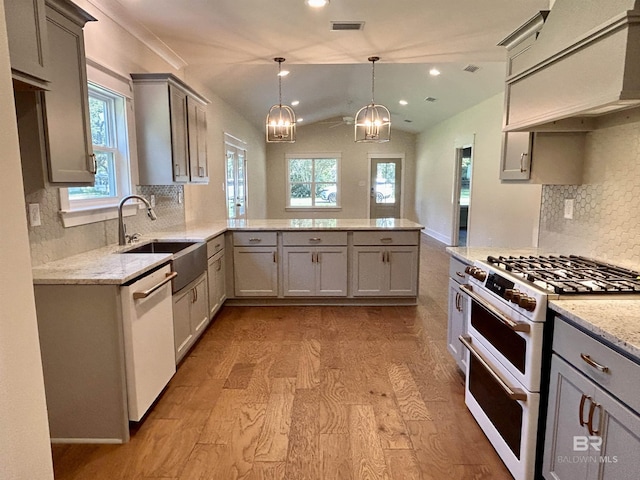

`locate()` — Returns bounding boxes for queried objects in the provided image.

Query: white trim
[424,227,451,245]
[59,203,137,228]
[85,58,133,99]
[451,136,475,247]
[224,132,248,150]
[84,0,187,70]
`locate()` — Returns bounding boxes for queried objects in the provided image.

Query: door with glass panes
[225,139,247,220]
[370,157,402,219]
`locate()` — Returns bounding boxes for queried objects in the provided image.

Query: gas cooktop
[485,255,640,295]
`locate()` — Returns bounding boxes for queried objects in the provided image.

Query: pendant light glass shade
[266,57,296,143]
[355,56,390,143]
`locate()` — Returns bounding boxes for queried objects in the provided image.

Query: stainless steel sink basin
[122,241,207,293]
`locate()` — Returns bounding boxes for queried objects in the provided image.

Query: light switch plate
[564,199,574,219]
[28,203,41,227]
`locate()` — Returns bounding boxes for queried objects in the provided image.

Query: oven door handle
[459,284,530,333]
[459,335,528,402]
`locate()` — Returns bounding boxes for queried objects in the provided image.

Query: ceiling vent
[330,21,365,31]
[424,96,437,103]
[463,64,480,73]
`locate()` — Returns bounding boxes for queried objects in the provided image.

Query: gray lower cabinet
[543,319,640,480]
[447,267,469,371]
[173,272,209,363]
[351,245,418,296]
[5,0,50,88]
[42,0,96,185]
[207,249,226,317]
[233,247,278,297]
[282,246,347,296]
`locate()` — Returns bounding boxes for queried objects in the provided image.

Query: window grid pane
[288,157,338,208]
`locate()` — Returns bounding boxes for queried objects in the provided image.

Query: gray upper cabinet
[43,0,96,185]
[131,74,209,185]
[5,0,50,89]
[500,132,532,181]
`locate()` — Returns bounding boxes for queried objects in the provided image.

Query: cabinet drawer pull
[380,237,393,243]
[587,401,602,436]
[520,152,528,173]
[249,238,262,242]
[133,272,177,299]
[89,153,97,174]
[309,237,321,242]
[456,271,466,279]
[579,394,591,427]
[580,354,610,373]
[459,335,527,402]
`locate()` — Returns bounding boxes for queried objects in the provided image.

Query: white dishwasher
[121,264,176,421]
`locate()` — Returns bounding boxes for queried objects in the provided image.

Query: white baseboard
[423,228,450,245]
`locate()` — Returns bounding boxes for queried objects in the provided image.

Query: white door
[370,157,402,219]
[225,138,247,220]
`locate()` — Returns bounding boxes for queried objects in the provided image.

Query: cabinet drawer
[553,317,640,414]
[449,257,470,284]
[233,231,277,246]
[207,233,225,257]
[282,231,347,246]
[353,230,419,246]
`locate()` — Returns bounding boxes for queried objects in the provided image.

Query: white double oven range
[458,255,640,480]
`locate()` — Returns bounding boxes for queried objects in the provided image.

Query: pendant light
[266,57,296,143]
[354,56,391,143]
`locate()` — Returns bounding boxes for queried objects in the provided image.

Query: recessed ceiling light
[291,100,300,106]
[399,100,408,106]
[278,70,290,77]
[306,0,329,7]
[429,68,441,76]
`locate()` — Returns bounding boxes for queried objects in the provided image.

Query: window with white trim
[286,153,340,208]
[59,82,132,226]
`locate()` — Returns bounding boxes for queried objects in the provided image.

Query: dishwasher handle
[133,272,178,299]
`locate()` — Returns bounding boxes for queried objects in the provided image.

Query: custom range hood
[501,0,640,132]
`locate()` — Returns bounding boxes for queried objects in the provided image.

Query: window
[59,82,132,226]
[287,154,340,208]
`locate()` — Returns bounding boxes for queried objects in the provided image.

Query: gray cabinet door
[447,277,466,371]
[5,0,50,87]
[169,85,189,183]
[173,288,193,362]
[43,2,94,185]
[233,247,278,297]
[188,97,208,183]
[500,132,531,181]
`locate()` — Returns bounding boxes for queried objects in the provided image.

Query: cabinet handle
[587,401,602,436]
[520,152,528,173]
[133,272,178,299]
[380,237,393,243]
[311,252,315,263]
[249,238,262,243]
[580,354,610,373]
[175,163,181,176]
[381,252,386,263]
[216,259,222,271]
[579,394,591,427]
[386,251,390,263]
[89,153,97,174]
[309,237,321,243]
[316,252,321,263]
[199,166,205,177]
[273,252,277,263]
[455,292,460,312]
[456,271,466,279]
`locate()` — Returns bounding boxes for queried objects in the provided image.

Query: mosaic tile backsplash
[26,185,185,266]
[539,118,640,271]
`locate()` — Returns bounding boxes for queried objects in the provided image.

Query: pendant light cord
[278,59,283,107]
[371,59,376,104]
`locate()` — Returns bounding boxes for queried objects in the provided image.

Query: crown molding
[85,0,187,70]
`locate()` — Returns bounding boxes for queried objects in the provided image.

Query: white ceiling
[104,0,550,133]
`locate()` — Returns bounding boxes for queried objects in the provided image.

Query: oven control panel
[485,272,514,298]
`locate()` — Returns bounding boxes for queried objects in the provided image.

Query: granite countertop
[549,299,640,362]
[32,218,423,285]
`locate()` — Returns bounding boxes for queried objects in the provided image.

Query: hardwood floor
[51,234,512,480]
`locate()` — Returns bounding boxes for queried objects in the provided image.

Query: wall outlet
[28,203,41,227]
[564,199,574,219]
[150,194,156,207]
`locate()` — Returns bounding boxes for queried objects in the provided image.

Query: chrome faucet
[118,195,157,245]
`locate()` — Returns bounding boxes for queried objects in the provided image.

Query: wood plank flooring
[51,234,512,479]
